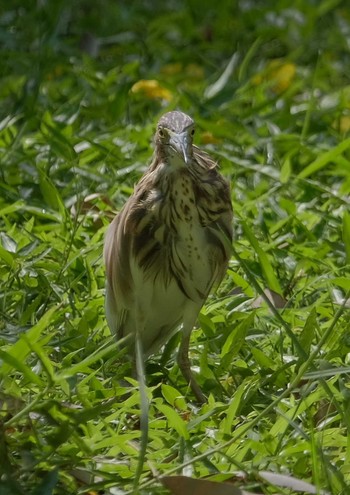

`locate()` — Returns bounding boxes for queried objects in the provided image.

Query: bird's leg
[177,313,206,404]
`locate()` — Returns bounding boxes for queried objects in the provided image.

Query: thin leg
[177,312,206,404]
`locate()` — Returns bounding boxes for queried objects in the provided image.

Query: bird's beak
[169,132,191,164]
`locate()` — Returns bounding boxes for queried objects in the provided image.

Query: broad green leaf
[161,384,187,411]
[41,111,77,161]
[38,168,66,217]
[204,52,239,99]
[198,312,216,334]
[240,220,282,294]
[280,154,292,183]
[0,306,57,376]
[298,137,350,179]
[0,200,25,217]
[156,403,189,440]
[299,308,318,356]
[251,347,276,369]
[238,37,262,82]
[343,211,350,264]
[23,334,56,383]
[56,339,118,379]
[331,277,350,290]
[0,349,43,385]
[0,245,15,267]
[223,381,246,435]
[229,271,254,297]
[221,312,254,359]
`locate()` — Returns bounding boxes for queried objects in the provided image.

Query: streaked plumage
[104,111,233,402]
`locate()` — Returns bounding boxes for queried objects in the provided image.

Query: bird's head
[155,111,195,165]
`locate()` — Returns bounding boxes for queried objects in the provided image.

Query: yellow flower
[161,63,183,76]
[200,131,221,144]
[161,63,204,81]
[185,63,204,80]
[268,60,296,93]
[334,115,350,133]
[252,59,296,94]
[131,79,172,101]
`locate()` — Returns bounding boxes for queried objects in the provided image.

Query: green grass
[1,1,350,494]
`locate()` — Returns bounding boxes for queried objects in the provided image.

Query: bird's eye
[190,129,195,136]
[158,129,165,138]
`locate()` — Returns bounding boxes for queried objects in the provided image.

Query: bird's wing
[104,204,134,338]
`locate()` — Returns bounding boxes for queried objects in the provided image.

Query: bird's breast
[132,171,224,301]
